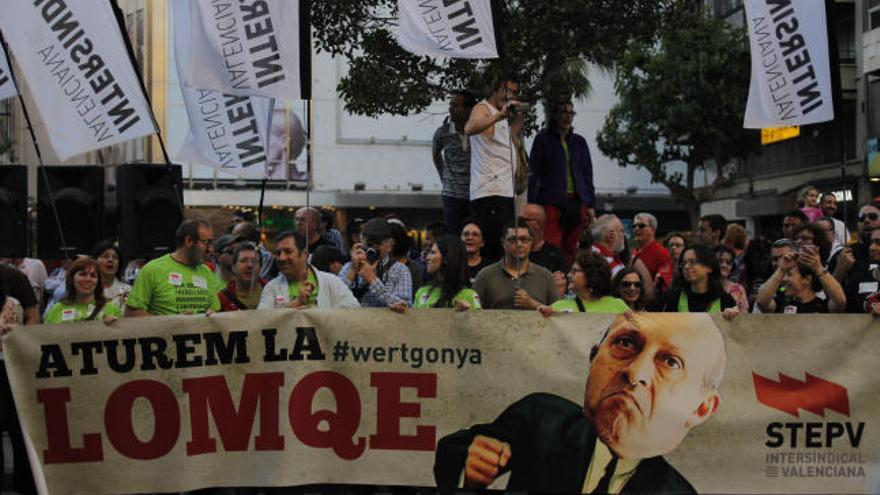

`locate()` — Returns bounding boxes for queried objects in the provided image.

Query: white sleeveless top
[469,100,514,200]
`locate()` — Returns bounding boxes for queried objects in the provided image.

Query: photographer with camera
[464,76,526,262]
[338,218,412,311]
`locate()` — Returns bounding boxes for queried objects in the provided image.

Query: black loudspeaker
[0,165,28,257]
[38,166,104,259]
[117,164,183,260]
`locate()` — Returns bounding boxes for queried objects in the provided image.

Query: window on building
[836,2,856,63]
[869,0,880,31]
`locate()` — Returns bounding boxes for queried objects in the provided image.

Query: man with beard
[435,312,725,494]
[820,192,850,247]
[259,231,359,309]
[126,219,224,316]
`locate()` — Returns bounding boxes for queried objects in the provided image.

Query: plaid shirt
[338,256,412,308]
[432,117,471,200]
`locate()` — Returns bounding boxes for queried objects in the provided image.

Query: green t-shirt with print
[287,269,319,306]
[551,295,629,314]
[45,301,123,324]
[127,254,223,315]
[413,286,481,309]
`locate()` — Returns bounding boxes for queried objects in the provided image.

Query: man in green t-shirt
[126,219,223,316]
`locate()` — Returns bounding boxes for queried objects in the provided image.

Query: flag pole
[107,0,172,166]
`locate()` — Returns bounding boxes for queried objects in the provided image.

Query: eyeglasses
[680,259,701,266]
[197,237,213,246]
[462,231,482,238]
[860,212,880,223]
[621,281,643,288]
[505,236,532,244]
[667,242,685,249]
[717,258,733,266]
[633,223,649,230]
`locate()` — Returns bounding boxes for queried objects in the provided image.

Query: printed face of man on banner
[585,312,725,459]
[435,312,726,492]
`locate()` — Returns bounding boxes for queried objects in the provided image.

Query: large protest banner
[0,0,156,160]
[175,0,308,100]
[742,0,835,128]
[396,0,499,59]
[0,42,18,101]
[4,310,879,494]
[171,1,276,180]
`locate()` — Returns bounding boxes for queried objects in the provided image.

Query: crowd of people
[1,75,879,494]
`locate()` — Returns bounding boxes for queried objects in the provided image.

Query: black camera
[366,247,380,263]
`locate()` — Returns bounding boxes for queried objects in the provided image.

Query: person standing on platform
[465,76,526,262]
[528,100,595,265]
[433,90,477,234]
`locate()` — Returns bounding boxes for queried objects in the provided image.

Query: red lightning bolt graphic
[752,372,850,418]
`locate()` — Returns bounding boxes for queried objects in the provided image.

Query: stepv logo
[752,372,862,449]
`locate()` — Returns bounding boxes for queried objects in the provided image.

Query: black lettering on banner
[238,0,285,88]
[31,0,144,136]
[0,60,10,88]
[224,94,266,167]
[262,327,326,362]
[36,344,73,378]
[749,0,825,117]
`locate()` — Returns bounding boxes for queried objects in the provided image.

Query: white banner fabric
[396,0,498,59]
[0,41,18,101]
[743,0,835,128]
[0,0,156,160]
[172,0,277,180]
[177,0,303,99]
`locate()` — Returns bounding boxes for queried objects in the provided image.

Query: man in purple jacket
[528,100,596,265]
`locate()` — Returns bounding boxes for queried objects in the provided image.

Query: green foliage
[596,7,758,225]
[311,0,667,116]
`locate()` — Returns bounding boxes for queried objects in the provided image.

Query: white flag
[0,42,18,101]
[172,0,277,179]
[176,0,304,99]
[396,0,498,59]
[0,0,156,160]
[743,0,834,128]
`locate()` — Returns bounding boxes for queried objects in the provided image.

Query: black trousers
[470,195,515,263]
[1,362,36,494]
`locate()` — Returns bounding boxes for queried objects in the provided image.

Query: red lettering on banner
[37,388,103,463]
[104,380,180,460]
[289,371,366,460]
[369,373,437,451]
[183,373,285,454]
[37,371,438,464]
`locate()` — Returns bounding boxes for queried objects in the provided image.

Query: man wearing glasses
[528,100,596,266]
[126,219,224,317]
[631,212,672,290]
[473,219,559,309]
